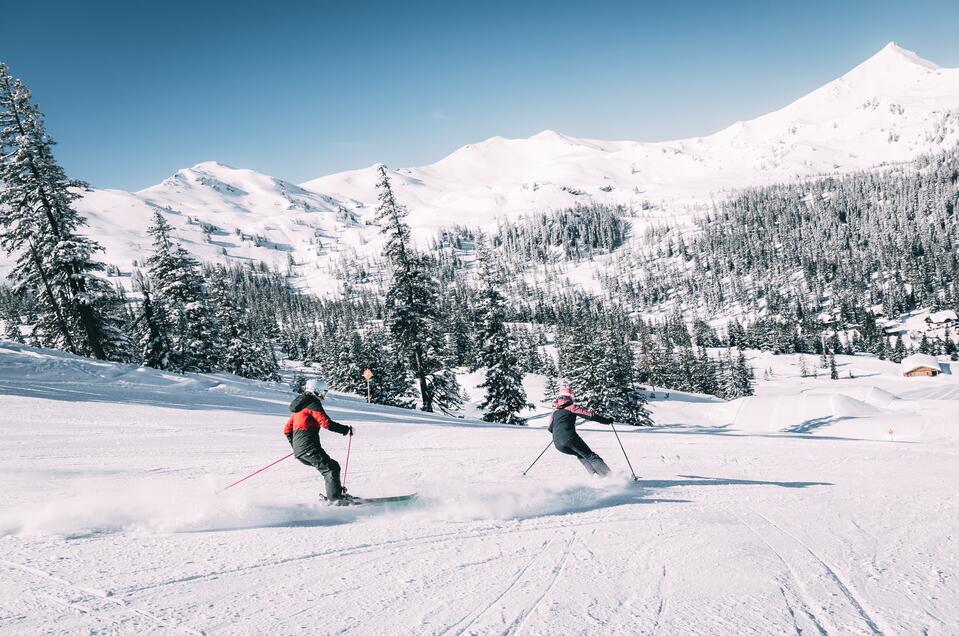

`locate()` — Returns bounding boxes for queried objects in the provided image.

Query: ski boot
[331,494,358,506]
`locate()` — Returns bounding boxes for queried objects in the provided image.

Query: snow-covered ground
[0,343,957,634]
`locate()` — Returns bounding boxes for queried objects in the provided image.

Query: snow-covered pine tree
[475,245,530,424]
[358,327,414,408]
[674,345,697,393]
[735,350,754,396]
[542,355,560,404]
[323,319,363,393]
[208,267,279,381]
[829,353,839,380]
[290,370,306,394]
[891,336,906,363]
[1,297,24,343]
[135,283,174,370]
[0,63,130,360]
[375,165,460,413]
[716,349,733,398]
[558,306,650,425]
[557,305,605,408]
[145,211,217,372]
[692,346,719,396]
[595,325,651,426]
[722,348,754,398]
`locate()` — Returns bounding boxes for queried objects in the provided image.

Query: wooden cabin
[925,310,958,326]
[900,354,942,378]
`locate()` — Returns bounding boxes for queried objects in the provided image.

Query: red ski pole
[341,433,353,491]
[217,452,293,494]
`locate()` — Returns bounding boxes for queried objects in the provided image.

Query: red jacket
[284,406,334,436]
[285,393,350,457]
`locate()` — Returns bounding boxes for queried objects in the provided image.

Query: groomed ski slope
[0,343,957,634]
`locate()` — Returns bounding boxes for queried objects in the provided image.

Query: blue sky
[2,0,958,190]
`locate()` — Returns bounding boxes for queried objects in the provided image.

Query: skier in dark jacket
[284,378,354,503]
[549,387,613,476]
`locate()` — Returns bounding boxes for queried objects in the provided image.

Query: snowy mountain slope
[1,342,957,633]
[304,43,959,227]
[6,43,958,294]
[70,161,381,291]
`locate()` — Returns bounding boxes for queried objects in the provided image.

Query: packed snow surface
[0,343,957,633]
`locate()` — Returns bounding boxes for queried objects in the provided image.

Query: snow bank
[732,394,882,434]
[802,385,900,408]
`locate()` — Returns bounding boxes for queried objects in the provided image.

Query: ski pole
[342,432,353,490]
[217,452,293,494]
[522,440,553,476]
[609,421,639,481]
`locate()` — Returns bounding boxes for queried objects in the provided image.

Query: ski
[349,493,418,505]
[320,493,418,506]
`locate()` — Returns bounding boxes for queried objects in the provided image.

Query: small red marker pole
[887,428,894,441]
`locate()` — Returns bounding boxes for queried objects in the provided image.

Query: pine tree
[2,304,24,343]
[358,327,414,408]
[715,350,730,398]
[208,267,279,381]
[876,334,888,360]
[733,349,754,397]
[290,370,306,393]
[145,212,217,372]
[375,166,460,412]
[135,284,174,369]
[543,355,560,404]
[559,308,650,425]
[720,348,754,399]
[558,306,606,407]
[596,326,651,425]
[0,63,130,360]
[829,353,839,380]
[892,336,906,363]
[692,346,719,396]
[475,246,529,424]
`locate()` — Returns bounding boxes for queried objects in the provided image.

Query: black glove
[595,415,614,425]
[345,425,354,437]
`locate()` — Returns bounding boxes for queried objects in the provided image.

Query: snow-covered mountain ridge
[23,43,959,292]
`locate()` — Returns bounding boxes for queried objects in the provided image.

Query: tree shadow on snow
[523,473,831,520]
[637,423,903,443]
[666,474,832,489]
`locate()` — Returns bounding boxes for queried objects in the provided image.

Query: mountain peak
[855,42,941,73]
[191,160,237,172]
[529,129,580,144]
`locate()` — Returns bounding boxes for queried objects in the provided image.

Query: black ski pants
[554,434,610,477]
[296,446,343,499]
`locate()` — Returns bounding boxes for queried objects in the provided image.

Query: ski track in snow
[1,344,959,634]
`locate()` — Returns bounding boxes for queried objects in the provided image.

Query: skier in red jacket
[548,387,613,476]
[284,378,354,504]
